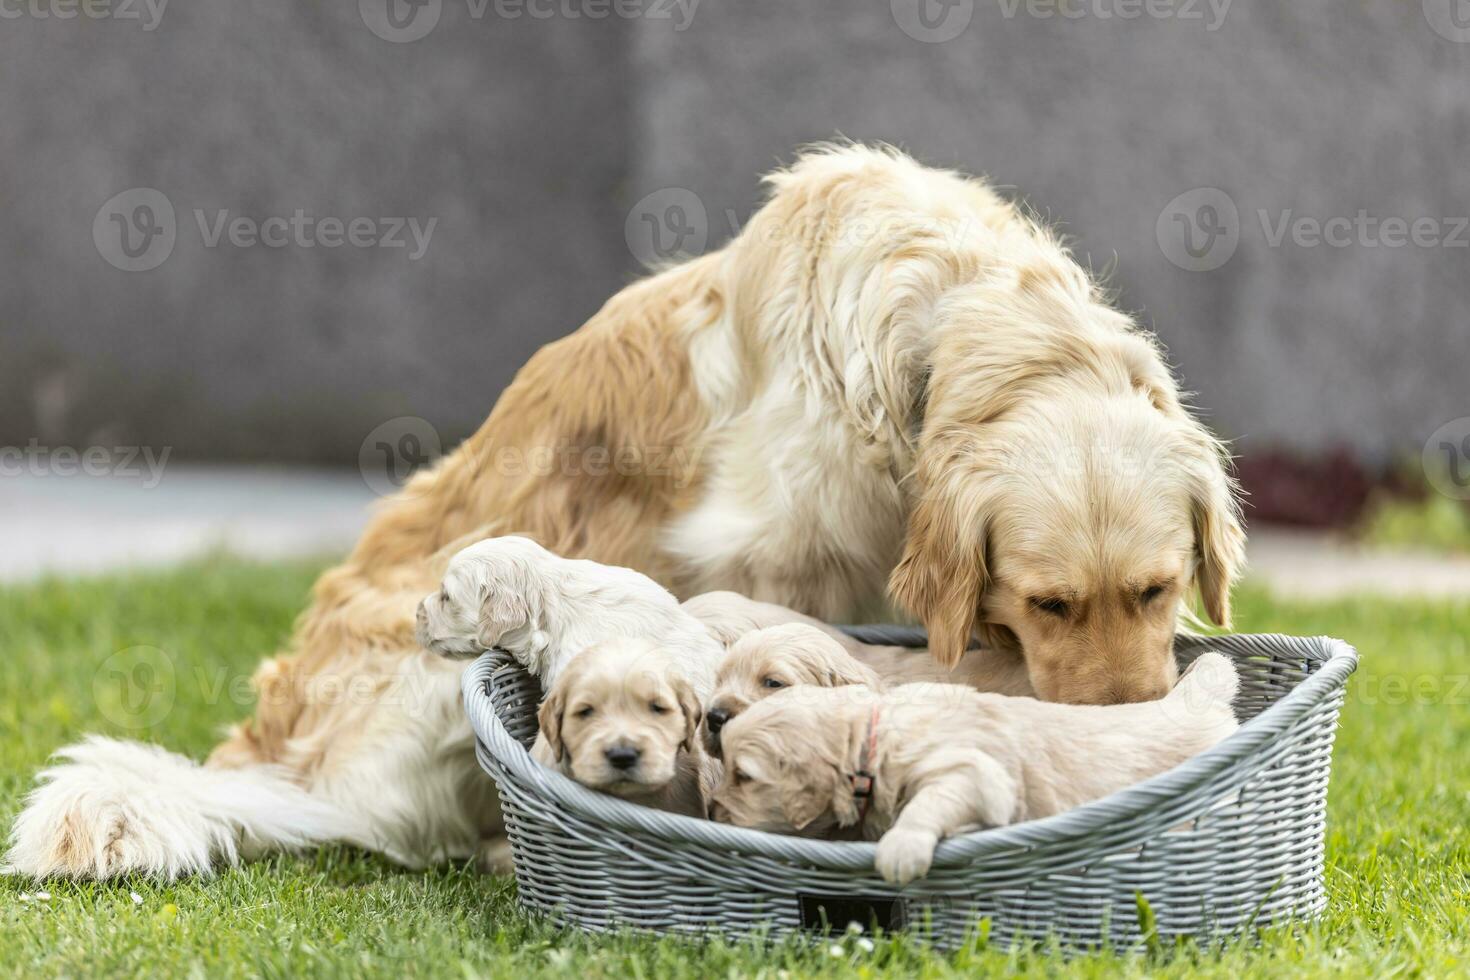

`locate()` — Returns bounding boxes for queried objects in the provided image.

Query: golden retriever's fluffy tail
[4,736,371,880]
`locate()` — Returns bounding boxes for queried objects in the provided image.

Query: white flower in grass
[35,891,50,901]
[130,892,144,906]
[827,944,845,957]
[856,938,875,953]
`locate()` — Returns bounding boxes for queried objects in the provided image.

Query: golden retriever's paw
[874,828,938,886]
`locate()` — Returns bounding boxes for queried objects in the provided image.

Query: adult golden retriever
[6,144,1243,879]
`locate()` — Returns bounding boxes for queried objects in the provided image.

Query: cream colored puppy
[417,535,723,694]
[687,596,1034,754]
[711,653,1239,885]
[702,624,884,755]
[530,638,714,817]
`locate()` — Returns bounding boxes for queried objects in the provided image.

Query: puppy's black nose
[604,746,641,771]
[705,707,730,734]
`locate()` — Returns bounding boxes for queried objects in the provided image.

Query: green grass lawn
[1,558,1466,978]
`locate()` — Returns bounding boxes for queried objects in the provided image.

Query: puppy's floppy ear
[673,675,702,755]
[778,760,859,831]
[822,653,883,690]
[889,446,993,670]
[537,685,567,763]
[476,588,534,651]
[1180,430,1246,628]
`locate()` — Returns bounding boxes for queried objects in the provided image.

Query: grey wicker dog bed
[462,628,1357,950]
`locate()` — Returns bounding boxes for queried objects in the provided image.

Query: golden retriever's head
[537,638,702,796]
[703,624,882,756]
[415,535,554,660]
[708,685,873,835]
[890,389,1245,706]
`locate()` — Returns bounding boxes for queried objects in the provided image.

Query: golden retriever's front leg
[873,753,1018,886]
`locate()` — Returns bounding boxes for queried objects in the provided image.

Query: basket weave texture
[463,628,1357,949]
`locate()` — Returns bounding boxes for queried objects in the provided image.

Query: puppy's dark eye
[1140,585,1166,605]
[439,588,449,604]
[574,706,594,719]
[649,701,669,715]
[760,677,785,690]
[734,769,751,785]
[1030,596,1071,619]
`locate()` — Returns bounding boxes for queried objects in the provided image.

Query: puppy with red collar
[709,653,1239,885]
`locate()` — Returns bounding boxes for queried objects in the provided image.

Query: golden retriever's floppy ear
[821,653,882,689]
[537,685,567,762]
[477,588,544,653]
[778,760,858,831]
[1181,430,1247,628]
[673,675,702,755]
[888,449,993,670]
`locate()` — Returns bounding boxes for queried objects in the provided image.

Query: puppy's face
[415,536,550,659]
[703,624,879,756]
[538,639,701,796]
[708,689,860,835]
[890,395,1245,706]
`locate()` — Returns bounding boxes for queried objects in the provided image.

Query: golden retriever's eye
[1140,585,1166,605]
[649,701,669,715]
[760,677,785,690]
[573,706,594,719]
[1030,596,1071,619]
[734,769,751,785]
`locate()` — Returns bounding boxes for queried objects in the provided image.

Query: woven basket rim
[463,631,1358,871]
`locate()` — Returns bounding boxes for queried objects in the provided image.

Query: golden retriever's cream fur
[530,639,713,818]
[7,143,1243,879]
[696,611,1034,756]
[711,654,1241,884]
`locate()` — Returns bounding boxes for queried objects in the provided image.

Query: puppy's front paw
[874,828,938,886]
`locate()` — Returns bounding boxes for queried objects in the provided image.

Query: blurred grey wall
[2,0,1467,465]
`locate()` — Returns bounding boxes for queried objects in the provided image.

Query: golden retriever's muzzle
[700,696,746,757]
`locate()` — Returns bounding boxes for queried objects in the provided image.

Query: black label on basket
[798,893,908,933]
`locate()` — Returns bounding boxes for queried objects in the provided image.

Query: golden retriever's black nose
[604,746,641,771]
[705,707,730,734]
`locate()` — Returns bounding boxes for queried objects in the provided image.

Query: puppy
[691,598,1033,755]
[685,591,1033,695]
[530,638,714,817]
[702,624,884,755]
[711,653,1239,885]
[416,535,723,693]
